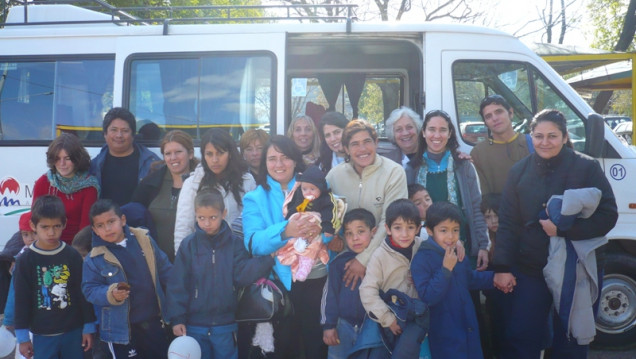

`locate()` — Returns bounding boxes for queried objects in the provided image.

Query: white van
[1,2,635,347]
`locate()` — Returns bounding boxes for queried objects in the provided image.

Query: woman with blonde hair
[287,114,321,165]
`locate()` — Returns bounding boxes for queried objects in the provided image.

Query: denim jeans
[188,323,238,359]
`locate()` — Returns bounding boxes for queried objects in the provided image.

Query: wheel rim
[597,274,636,334]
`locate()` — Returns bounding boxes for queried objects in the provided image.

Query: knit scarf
[416,150,458,205]
[47,170,101,196]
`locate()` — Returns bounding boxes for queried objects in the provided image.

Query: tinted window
[453,60,586,151]
[128,53,274,140]
[0,58,114,141]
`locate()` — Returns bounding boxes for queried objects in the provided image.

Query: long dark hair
[198,129,248,206]
[257,135,305,191]
[316,111,349,172]
[410,110,460,168]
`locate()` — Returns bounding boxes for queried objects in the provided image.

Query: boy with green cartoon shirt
[13,195,96,359]
[82,199,172,359]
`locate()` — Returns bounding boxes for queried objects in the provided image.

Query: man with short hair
[470,95,531,197]
[90,107,160,206]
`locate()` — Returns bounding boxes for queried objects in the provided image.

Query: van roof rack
[2,0,358,28]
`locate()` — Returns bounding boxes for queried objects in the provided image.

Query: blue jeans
[188,323,238,359]
[33,327,83,359]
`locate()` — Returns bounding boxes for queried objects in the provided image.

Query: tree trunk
[559,0,566,44]
[594,0,636,113]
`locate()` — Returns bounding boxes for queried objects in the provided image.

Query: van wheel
[594,253,636,349]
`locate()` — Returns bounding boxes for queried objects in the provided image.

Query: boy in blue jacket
[166,190,275,359]
[321,208,389,359]
[82,199,172,359]
[411,202,495,359]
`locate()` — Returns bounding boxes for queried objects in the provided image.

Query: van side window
[127,53,273,140]
[0,58,114,141]
[289,75,401,137]
[452,60,586,151]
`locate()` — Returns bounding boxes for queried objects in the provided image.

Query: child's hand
[82,333,93,352]
[455,240,466,262]
[19,341,34,359]
[327,234,344,252]
[443,246,458,271]
[389,320,402,336]
[173,324,187,336]
[112,287,130,302]
[323,328,340,346]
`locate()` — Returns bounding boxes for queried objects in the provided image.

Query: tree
[509,0,583,44]
[589,0,636,113]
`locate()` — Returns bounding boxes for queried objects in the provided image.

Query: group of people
[0,94,618,359]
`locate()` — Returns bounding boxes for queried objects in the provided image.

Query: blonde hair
[287,114,321,164]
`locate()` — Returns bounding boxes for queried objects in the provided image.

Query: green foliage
[103,0,264,23]
[589,0,633,50]
[609,90,633,116]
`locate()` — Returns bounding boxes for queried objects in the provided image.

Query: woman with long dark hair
[243,135,327,358]
[406,110,489,270]
[174,129,255,252]
[316,111,348,173]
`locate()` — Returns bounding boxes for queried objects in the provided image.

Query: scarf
[416,150,458,205]
[47,170,101,196]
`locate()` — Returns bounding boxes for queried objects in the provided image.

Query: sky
[367,0,596,48]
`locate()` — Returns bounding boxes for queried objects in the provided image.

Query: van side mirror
[585,113,604,158]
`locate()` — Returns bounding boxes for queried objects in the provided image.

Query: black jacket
[131,165,168,207]
[165,220,274,327]
[492,147,617,277]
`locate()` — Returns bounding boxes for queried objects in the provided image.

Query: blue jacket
[242,175,296,290]
[411,238,494,359]
[166,220,274,327]
[81,226,172,344]
[320,251,366,330]
[89,142,160,187]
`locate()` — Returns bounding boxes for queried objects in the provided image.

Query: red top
[32,174,98,245]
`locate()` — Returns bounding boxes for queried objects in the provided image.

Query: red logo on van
[0,177,20,195]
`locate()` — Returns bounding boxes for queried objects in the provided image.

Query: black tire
[593,252,636,349]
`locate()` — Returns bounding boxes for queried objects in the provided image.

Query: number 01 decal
[610,164,626,181]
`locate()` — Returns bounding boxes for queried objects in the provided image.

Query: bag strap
[248,233,255,257]
[526,133,535,154]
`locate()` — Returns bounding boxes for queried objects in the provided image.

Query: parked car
[614,121,633,145]
[604,115,631,130]
[460,121,488,144]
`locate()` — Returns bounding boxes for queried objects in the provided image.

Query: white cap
[168,335,201,359]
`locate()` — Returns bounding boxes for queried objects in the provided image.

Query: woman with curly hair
[32,133,99,244]
[173,129,255,252]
